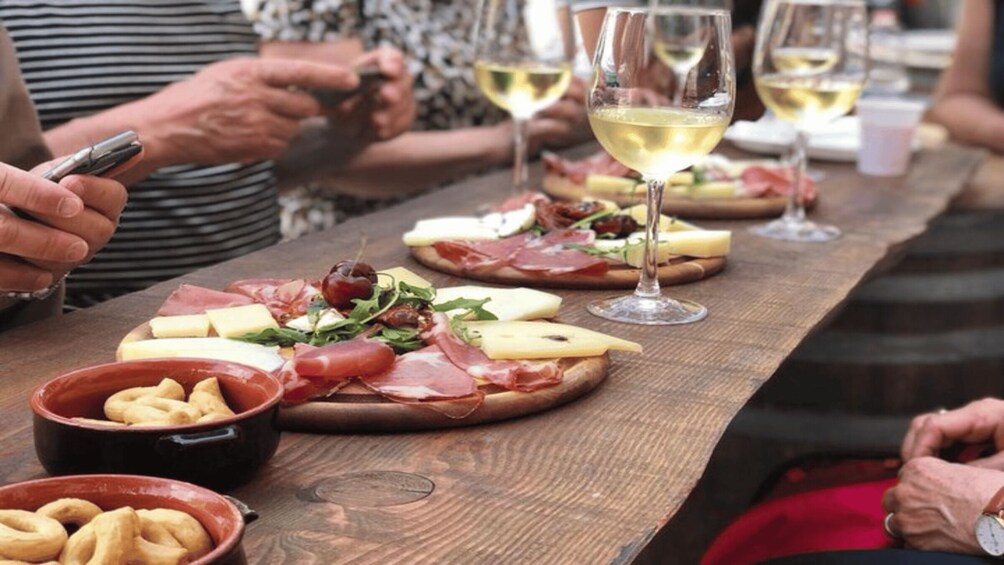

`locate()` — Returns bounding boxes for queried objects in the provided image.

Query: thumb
[529,118,572,140]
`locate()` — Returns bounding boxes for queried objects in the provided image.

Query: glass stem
[511,117,531,195]
[672,71,686,107]
[634,178,665,299]
[782,129,808,224]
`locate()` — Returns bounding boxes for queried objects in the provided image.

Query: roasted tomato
[591,215,639,238]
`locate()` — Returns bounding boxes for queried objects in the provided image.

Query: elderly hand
[0,162,129,292]
[883,457,1004,554]
[324,47,417,141]
[901,399,1004,463]
[130,57,358,167]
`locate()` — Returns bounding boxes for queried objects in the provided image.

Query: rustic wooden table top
[0,144,983,564]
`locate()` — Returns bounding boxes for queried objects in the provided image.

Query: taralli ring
[883,512,900,538]
[0,509,68,562]
[137,509,212,560]
[36,498,103,530]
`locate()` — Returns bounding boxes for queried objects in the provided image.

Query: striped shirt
[0,0,281,308]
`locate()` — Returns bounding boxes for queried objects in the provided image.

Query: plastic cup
[856,97,927,177]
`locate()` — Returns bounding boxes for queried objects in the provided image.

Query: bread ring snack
[129,536,188,565]
[0,509,67,562]
[103,378,185,421]
[35,498,102,530]
[137,519,182,549]
[60,507,138,565]
[122,397,202,426]
[70,418,126,428]
[188,378,235,419]
[136,509,212,560]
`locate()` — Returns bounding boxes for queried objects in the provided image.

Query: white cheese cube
[149,314,211,338]
[205,304,278,338]
[377,267,433,289]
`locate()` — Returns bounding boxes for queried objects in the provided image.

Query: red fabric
[701,478,897,565]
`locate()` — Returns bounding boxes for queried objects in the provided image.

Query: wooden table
[0,144,982,564]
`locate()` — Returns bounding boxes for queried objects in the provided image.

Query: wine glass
[650,0,730,105]
[473,0,577,196]
[587,6,734,325]
[748,0,868,242]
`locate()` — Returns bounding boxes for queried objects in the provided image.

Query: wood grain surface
[0,142,982,564]
[541,171,815,219]
[410,245,726,289]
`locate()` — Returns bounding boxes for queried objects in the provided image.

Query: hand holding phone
[41,131,143,182]
[310,65,387,107]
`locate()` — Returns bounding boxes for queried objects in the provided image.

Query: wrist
[486,122,515,166]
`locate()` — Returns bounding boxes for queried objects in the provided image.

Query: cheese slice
[690,181,738,200]
[377,267,432,290]
[402,223,499,246]
[658,230,731,258]
[118,338,285,373]
[592,236,677,268]
[585,174,640,194]
[434,286,562,321]
[464,320,642,359]
[480,203,536,237]
[149,314,211,338]
[668,171,695,185]
[622,204,678,232]
[205,304,278,338]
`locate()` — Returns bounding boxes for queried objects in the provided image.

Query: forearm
[930,94,1004,154]
[285,126,511,199]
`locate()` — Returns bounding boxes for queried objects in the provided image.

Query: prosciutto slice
[741,165,817,201]
[424,314,563,392]
[542,150,633,183]
[433,232,533,270]
[225,278,320,322]
[360,345,485,419]
[278,340,396,406]
[510,229,609,276]
[156,284,255,316]
[496,192,550,212]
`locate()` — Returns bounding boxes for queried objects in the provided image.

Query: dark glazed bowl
[0,474,252,565]
[31,358,283,490]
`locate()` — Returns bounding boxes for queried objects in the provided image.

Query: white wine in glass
[749,0,868,242]
[586,6,734,325]
[473,0,576,195]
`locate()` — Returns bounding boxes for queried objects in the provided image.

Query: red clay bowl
[31,358,283,490]
[0,474,251,565]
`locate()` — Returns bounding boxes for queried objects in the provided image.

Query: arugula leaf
[449,316,478,344]
[306,296,327,326]
[399,281,435,302]
[568,209,616,230]
[563,243,615,257]
[234,327,310,347]
[692,168,706,185]
[372,326,424,352]
[433,297,498,321]
[529,223,546,236]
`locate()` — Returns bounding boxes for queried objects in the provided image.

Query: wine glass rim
[606,6,731,17]
[765,0,865,5]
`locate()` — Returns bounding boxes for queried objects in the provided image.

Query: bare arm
[929,0,1004,153]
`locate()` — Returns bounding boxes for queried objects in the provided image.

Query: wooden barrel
[750,209,1004,421]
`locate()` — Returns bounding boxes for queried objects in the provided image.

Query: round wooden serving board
[118,323,610,433]
[410,245,726,290]
[542,173,815,220]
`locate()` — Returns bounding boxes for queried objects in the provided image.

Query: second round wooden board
[541,174,815,220]
[118,323,610,433]
[410,246,726,290]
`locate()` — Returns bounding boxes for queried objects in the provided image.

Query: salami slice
[424,314,563,392]
[156,284,255,316]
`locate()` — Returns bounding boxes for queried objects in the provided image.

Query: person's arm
[929,0,1004,153]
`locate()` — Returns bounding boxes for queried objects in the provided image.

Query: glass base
[587,294,707,326]
[749,217,841,243]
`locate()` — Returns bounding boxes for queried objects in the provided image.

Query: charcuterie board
[410,245,725,290]
[542,174,799,220]
[117,322,610,433]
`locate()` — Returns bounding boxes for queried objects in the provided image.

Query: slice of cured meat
[433,232,533,270]
[741,165,817,201]
[510,229,608,276]
[423,313,563,392]
[156,284,255,316]
[543,150,633,183]
[225,278,320,322]
[360,345,485,419]
[293,339,396,379]
[496,192,550,212]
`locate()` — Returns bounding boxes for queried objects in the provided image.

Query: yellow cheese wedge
[434,286,562,321]
[668,171,695,185]
[593,237,677,268]
[585,174,640,194]
[690,182,738,200]
[660,230,731,258]
[623,204,677,232]
[118,338,285,372]
[204,304,278,338]
[464,320,642,360]
[149,314,211,338]
[377,267,432,290]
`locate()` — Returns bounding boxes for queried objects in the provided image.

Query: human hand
[131,57,358,167]
[901,399,1004,462]
[0,163,127,292]
[883,457,1004,554]
[324,48,417,141]
[530,76,592,152]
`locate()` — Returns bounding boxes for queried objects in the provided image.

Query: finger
[881,487,899,512]
[58,176,128,220]
[909,403,1003,460]
[0,254,53,292]
[967,452,1004,469]
[257,59,359,91]
[901,414,929,461]
[356,48,405,78]
[564,76,587,104]
[101,146,145,180]
[30,207,116,260]
[0,210,89,264]
[0,163,83,218]
[530,118,573,140]
[259,87,322,120]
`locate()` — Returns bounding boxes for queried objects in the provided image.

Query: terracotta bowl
[31,358,283,490]
[0,474,252,565]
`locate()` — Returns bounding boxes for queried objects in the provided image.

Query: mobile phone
[310,64,387,107]
[41,131,142,182]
